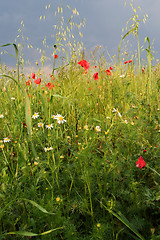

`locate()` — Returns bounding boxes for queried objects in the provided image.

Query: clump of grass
[0,1,160,240]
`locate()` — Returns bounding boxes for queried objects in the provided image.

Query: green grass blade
[0,74,20,88]
[0,198,55,221]
[101,203,145,240]
[25,94,32,138]
[122,27,137,40]
[0,227,64,237]
[21,198,55,215]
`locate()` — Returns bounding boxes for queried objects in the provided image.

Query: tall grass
[0,2,160,240]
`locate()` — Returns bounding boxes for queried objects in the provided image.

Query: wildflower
[78,59,89,70]
[46,82,55,89]
[51,115,56,119]
[109,66,113,70]
[31,73,35,79]
[38,122,44,127]
[32,113,39,119]
[97,223,101,228]
[3,137,11,143]
[89,87,91,91]
[105,69,111,75]
[0,144,4,149]
[124,120,128,124]
[136,156,146,169]
[55,114,67,124]
[60,155,64,159]
[120,74,125,78]
[34,78,41,85]
[34,161,38,165]
[93,72,99,80]
[23,122,27,128]
[0,114,4,118]
[26,79,32,85]
[44,147,53,152]
[11,97,15,100]
[56,197,60,202]
[45,124,53,129]
[54,54,58,59]
[95,126,101,132]
[84,125,89,130]
[143,149,146,152]
[124,59,132,64]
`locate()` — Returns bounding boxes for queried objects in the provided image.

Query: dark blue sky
[0,0,159,68]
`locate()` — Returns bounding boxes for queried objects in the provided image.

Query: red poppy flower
[46,82,55,90]
[105,69,111,75]
[31,73,35,79]
[93,72,99,80]
[23,122,27,128]
[34,78,41,85]
[89,87,91,91]
[136,156,146,169]
[25,79,32,85]
[78,60,89,70]
[54,54,58,59]
[109,66,113,70]
[143,149,146,152]
[124,60,132,64]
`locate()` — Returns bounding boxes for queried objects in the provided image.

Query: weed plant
[0,1,160,240]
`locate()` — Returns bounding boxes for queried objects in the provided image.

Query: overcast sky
[0,0,160,67]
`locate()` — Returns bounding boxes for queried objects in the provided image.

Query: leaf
[1,227,64,237]
[22,198,55,215]
[0,198,55,221]
[101,202,145,240]
[52,94,67,99]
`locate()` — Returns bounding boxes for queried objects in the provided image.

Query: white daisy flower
[51,115,56,119]
[45,124,53,129]
[38,122,44,127]
[55,114,67,124]
[11,97,15,100]
[124,120,128,124]
[3,137,11,143]
[120,74,125,78]
[95,126,101,132]
[44,147,53,152]
[0,114,4,118]
[32,113,40,119]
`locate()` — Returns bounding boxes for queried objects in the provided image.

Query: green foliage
[0,2,160,240]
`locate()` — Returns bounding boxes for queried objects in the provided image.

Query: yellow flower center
[0,145,4,149]
[59,116,63,121]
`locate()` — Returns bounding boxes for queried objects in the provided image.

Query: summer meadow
[0,1,160,239]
